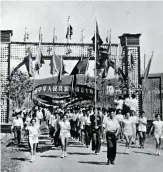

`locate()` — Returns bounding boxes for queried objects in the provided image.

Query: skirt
[60,131,70,138]
[29,135,39,144]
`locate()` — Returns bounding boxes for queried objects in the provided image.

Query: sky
[1,1,163,79]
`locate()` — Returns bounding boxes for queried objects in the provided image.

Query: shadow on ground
[68,152,94,155]
[40,155,60,158]
[79,161,106,165]
[11,157,29,161]
[133,151,154,156]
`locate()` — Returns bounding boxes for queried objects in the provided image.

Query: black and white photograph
[1,1,163,172]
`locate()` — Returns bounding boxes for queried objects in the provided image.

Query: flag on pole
[35,27,44,73]
[70,57,89,75]
[57,55,67,83]
[50,53,67,76]
[142,51,154,102]
[92,21,103,50]
[114,45,120,75]
[24,47,34,77]
[66,25,73,40]
[102,59,110,78]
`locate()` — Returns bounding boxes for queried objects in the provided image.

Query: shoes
[158,151,161,156]
[64,152,67,157]
[156,149,159,155]
[106,161,110,165]
[124,149,130,154]
[111,161,115,165]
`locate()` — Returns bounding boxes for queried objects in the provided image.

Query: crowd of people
[11,93,163,164]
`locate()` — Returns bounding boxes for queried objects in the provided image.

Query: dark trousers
[14,126,21,144]
[106,132,117,162]
[85,125,91,146]
[54,129,61,147]
[92,129,101,153]
[139,131,146,147]
[70,120,78,139]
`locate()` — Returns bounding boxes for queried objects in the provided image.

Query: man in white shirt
[129,94,138,113]
[37,108,43,125]
[114,96,124,110]
[104,109,120,165]
[138,111,147,148]
[12,112,23,145]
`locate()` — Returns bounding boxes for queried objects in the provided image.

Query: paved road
[21,138,163,172]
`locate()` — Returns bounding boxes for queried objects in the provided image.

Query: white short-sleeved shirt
[28,125,39,143]
[138,117,147,132]
[130,98,138,112]
[130,116,138,124]
[104,118,120,132]
[59,120,70,138]
[115,114,124,122]
[37,111,43,120]
[114,99,124,110]
[153,120,163,137]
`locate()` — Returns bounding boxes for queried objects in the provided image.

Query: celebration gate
[1,30,142,123]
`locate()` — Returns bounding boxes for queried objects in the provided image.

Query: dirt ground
[1,134,27,172]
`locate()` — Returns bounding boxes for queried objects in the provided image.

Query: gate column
[119,33,142,113]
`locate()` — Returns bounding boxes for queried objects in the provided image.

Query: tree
[5,70,34,108]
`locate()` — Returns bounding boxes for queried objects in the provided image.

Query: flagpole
[94,19,97,127]
[52,28,56,109]
[67,16,70,44]
[144,54,146,75]
[81,29,84,61]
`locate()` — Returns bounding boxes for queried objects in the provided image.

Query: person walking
[130,110,138,145]
[84,109,92,148]
[122,112,134,154]
[12,110,23,145]
[149,114,163,155]
[138,111,147,148]
[104,109,120,165]
[90,108,103,155]
[59,114,71,158]
[26,118,40,162]
[115,109,124,141]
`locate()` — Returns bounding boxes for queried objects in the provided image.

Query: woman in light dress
[115,109,124,141]
[122,112,134,154]
[59,114,71,158]
[130,110,138,144]
[149,114,163,156]
[26,118,40,162]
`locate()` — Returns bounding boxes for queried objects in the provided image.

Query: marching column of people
[11,94,163,164]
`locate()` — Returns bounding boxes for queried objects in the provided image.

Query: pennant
[142,51,154,102]
[49,48,58,75]
[102,59,110,78]
[92,21,103,50]
[114,45,120,75]
[50,53,67,76]
[66,25,73,40]
[70,57,89,75]
[24,47,34,77]
[57,55,67,83]
[35,28,44,73]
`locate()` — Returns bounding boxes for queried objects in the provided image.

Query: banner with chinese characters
[33,84,98,106]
